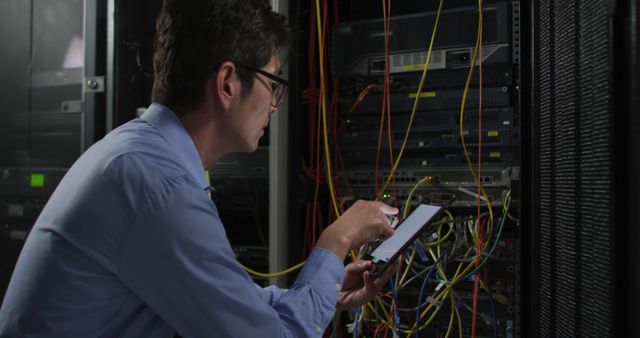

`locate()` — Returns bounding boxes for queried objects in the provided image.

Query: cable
[485,267,498,338]
[471,2,484,337]
[398,248,417,288]
[315,0,340,217]
[458,1,494,237]
[455,299,463,338]
[376,0,445,201]
[239,261,305,278]
[444,295,456,338]
[389,277,401,335]
[415,251,446,338]
[403,176,433,218]
[436,190,512,285]
[353,306,362,338]
[205,172,308,279]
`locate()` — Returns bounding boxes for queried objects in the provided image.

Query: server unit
[0,0,106,302]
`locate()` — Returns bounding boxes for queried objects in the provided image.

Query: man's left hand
[336,260,398,312]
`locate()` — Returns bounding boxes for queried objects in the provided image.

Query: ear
[212,61,238,111]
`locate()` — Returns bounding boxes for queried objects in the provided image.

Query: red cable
[307,0,317,162]
[471,2,484,337]
[311,85,322,246]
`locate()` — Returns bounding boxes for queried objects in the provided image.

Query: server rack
[0,0,106,302]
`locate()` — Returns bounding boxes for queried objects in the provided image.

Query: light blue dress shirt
[0,103,345,337]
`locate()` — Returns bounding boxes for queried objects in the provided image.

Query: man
[0,0,398,337]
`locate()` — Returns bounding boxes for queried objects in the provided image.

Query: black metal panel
[0,0,106,303]
[0,0,31,167]
[531,0,616,336]
[536,0,556,335]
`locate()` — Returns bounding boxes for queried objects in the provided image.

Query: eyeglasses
[234,62,289,108]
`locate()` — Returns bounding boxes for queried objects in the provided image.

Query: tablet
[367,203,445,277]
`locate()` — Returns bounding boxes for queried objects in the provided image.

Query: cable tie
[426,296,442,308]
[389,215,399,228]
[435,282,445,291]
[346,323,355,334]
[480,313,492,325]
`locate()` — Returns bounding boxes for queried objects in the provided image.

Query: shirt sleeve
[116,174,344,338]
[254,284,289,305]
[253,248,345,308]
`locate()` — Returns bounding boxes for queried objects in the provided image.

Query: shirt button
[315,325,322,333]
[336,283,342,291]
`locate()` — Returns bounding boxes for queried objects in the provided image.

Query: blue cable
[353,306,361,338]
[415,251,447,338]
[389,277,401,336]
[436,194,513,285]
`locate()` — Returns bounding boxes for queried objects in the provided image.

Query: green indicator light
[30,173,45,188]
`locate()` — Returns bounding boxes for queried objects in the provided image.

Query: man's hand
[336,260,398,312]
[316,200,398,260]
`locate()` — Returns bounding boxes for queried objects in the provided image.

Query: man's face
[224,54,281,153]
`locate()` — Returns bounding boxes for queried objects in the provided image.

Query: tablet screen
[370,204,443,263]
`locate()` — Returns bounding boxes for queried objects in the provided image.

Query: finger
[372,265,398,290]
[363,271,378,296]
[379,224,395,239]
[345,260,372,274]
[376,201,399,216]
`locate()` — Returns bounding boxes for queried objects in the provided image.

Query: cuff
[295,247,345,304]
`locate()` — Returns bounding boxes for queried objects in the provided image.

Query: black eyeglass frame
[233,61,289,107]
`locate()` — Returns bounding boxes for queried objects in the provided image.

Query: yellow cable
[408,190,514,335]
[409,263,474,336]
[428,246,447,284]
[404,249,475,335]
[458,0,495,242]
[426,212,454,248]
[375,295,392,324]
[455,303,463,338]
[444,295,456,338]
[240,261,305,278]
[205,172,307,278]
[314,0,340,217]
[403,175,433,218]
[205,170,212,198]
[366,302,389,325]
[376,0,445,201]
[398,248,416,287]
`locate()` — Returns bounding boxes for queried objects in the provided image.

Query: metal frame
[269,0,290,287]
[82,0,98,151]
[106,0,115,132]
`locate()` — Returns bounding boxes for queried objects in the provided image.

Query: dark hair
[151,0,289,110]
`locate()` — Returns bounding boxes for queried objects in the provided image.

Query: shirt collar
[140,103,209,191]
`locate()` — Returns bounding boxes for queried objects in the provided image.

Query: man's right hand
[315,200,398,260]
